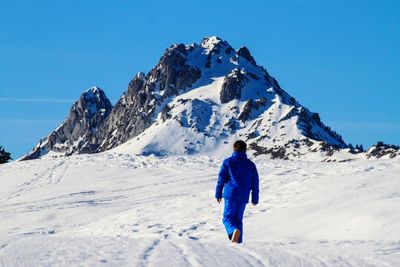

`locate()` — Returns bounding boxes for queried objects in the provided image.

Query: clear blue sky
[1,0,399,159]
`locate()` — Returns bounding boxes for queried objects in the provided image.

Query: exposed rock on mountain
[366,142,400,159]
[24,36,396,161]
[220,68,248,104]
[237,46,257,65]
[22,87,112,160]
[94,43,202,151]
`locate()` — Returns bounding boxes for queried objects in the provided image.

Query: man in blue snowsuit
[215,140,259,243]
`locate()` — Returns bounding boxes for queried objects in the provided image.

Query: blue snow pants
[222,199,247,243]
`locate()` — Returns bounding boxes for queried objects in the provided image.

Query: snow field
[0,153,399,266]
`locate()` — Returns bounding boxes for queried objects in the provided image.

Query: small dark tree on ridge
[0,146,12,164]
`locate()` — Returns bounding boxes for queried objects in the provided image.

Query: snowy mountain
[22,87,112,160]
[4,38,400,267]
[22,36,397,160]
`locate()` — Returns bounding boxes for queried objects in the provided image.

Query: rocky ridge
[22,36,399,161]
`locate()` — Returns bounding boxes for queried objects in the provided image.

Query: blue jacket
[215,151,259,204]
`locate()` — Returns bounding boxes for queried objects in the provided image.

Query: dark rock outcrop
[237,46,256,65]
[238,100,253,122]
[366,142,400,159]
[22,87,112,160]
[94,44,201,151]
[220,68,248,104]
[280,106,347,149]
[249,142,289,160]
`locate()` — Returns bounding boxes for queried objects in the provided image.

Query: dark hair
[233,140,247,152]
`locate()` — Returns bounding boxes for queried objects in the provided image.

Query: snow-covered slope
[1,154,399,266]
[24,36,357,160]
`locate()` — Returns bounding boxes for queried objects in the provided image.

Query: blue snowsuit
[215,151,259,243]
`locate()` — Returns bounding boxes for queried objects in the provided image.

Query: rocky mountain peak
[24,37,397,161]
[21,87,112,160]
[237,46,257,65]
[201,36,222,49]
[201,36,232,55]
[79,86,112,116]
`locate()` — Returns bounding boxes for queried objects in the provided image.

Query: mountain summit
[24,36,356,160]
[22,87,112,160]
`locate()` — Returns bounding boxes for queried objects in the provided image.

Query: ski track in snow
[0,153,400,266]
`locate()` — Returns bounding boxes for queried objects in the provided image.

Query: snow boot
[231,229,241,243]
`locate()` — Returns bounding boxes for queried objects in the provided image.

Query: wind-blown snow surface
[1,154,400,266]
